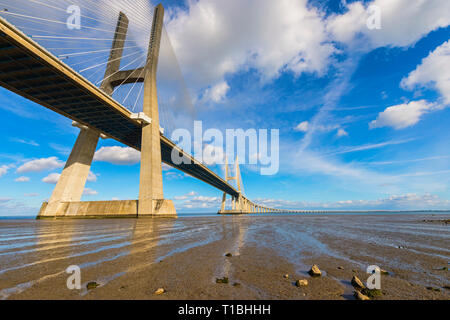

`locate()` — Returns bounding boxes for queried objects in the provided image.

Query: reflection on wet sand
[0,214,449,300]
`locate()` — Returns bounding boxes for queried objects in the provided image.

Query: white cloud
[202,81,230,103]
[294,121,309,132]
[15,176,30,182]
[0,165,9,178]
[183,195,221,209]
[42,173,60,184]
[87,171,98,182]
[401,40,450,104]
[166,0,335,91]
[328,0,450,49]
[336,128,348,137]
[369,100,437,129]
[83,188,98,196]
[16,157,64,174]
[94,146,140,165]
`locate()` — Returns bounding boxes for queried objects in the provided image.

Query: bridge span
[0,4,283,217]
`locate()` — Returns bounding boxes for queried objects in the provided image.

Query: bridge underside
[0,19,239,201]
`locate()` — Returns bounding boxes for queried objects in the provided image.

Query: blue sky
[0,0,449,215]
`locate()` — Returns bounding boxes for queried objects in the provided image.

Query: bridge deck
[0,17,239,198]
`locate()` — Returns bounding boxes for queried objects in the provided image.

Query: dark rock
[86,282,99,290]
[225,253,232,257]
[216,277,229,284]
[308,264,322,277]
[361,288,383,298]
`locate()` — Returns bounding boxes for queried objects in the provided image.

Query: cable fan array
[0,0,190,137]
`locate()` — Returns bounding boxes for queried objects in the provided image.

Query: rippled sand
[0,214,449,300]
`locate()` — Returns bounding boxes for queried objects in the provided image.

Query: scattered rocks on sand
[86,282,99,290]
[225,253,232,257]
[308,265,322,277]
[154,288,165,295]
[354,291,370,300]
[216,277,229,284]
[295,279,308,287]
[351,276,365,289]
[283,274,289,279]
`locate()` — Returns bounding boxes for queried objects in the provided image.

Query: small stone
[283,274,289,279]
[308,264,322,277]
[86,282,99,290]
[154,288,165,295]
[354,291,370,300]
[216,277,229,284]
[351,276,365,289]
[296,279,308,287]
[225,253,232,257]
[232,282,241,287]
[337,266,344,270]
[426,287,441,292]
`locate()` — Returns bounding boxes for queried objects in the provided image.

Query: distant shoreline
[1,210,450,220]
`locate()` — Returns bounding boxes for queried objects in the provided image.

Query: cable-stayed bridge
[0,2,286,217]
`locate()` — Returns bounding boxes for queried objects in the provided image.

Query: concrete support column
[220,193,226,212]
[42,127,100,216]
[138,4,176,217]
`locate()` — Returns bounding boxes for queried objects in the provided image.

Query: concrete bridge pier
[39,124,100,217]
[138,4,176,217]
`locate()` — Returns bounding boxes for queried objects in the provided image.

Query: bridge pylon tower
[39,4,176,218]
[218,156,246,214]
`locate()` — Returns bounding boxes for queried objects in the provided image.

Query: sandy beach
[0,213,449,300]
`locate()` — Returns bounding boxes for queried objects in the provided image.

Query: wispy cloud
[323,138,416,157]
[10,138,39,147]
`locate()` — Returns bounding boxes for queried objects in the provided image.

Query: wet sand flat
[0,214,449,300]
